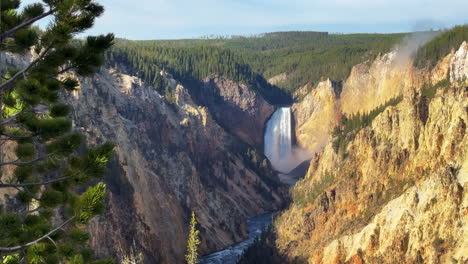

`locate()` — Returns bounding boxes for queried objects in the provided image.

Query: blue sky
[22,0,468,40]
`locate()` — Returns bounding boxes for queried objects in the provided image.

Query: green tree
[185,211,200,264]
[414,25,468,68]
[0,0,114,263]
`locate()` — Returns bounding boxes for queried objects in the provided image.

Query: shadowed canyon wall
[70,70,287,263]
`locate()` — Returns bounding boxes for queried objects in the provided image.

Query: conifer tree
[0,0,114,263]
[185,211,200,264]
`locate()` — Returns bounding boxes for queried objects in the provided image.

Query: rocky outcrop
[450,41,468,83]
[67,70,286,263]
[268,73,288,86]
[292,79,341,152]
[291,42,464,154]
[273,44,468,263]
[318,169,467,264]
[196,77,275,148]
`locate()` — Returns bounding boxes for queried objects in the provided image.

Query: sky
[21,0,468,40]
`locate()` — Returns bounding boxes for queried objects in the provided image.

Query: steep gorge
[0,50,287,263]
[73,70,287,263]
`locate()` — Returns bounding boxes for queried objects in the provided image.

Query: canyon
[1,32,467,264]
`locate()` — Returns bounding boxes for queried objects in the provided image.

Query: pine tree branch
[45,236,57,248]
[0,130,37,141]
[0,176,70,188]
[21,206,43,215]
[0,113,20,125]
[11,186,42,201]
[0,134,34,141]
[0,46,51,93]
[0,154,51,167]
[0,217,75,253]
[19,255,26,264]
[55,65,76,76]
[0,9,56,42]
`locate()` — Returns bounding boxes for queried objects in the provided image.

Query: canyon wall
[292,79,341,152]
[274,42,468,263]
[196,77,274,148]
[71,70,286,263]
[292,43,454,153]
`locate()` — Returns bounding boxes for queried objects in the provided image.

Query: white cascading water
[264,107,293,173]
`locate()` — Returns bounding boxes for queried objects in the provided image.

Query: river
[199,213,275,264]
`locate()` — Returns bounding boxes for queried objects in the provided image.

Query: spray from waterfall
[264,107,311,173]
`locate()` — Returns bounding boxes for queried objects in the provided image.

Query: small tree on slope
[186,211,201,264]
[0,0,114,263]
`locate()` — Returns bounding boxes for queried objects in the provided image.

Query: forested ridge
[105,28,466,103]
[105,43,291,104]
[219,32,408,93]
[414,25,468,68]
[104,31,408,103]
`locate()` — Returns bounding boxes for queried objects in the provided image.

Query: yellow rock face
[292,51,428,154]
[293,79,341,152]
[276,44,468,263]
[341,51,415,115]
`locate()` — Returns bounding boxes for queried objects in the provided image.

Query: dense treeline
[237,226,285,264]
[136,31,332,51]
[225,32,407,93]
[332,96,403,154]
[414,25,468,69]
[105,43,290,104]
[106,32,407,100]
[107,45,254,84]
[105,28,465,101]
[184,32,405,94]
[421,78,451,99]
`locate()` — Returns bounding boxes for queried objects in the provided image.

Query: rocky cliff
[70,70,286,263]
[340,51,414,115]
[292,49,421,152]
[292,41,458,153]
[272,42,468,263]
[195,77,275,148]
[292,79,341,152]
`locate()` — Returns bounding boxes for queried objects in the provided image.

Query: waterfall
[264,107,293,173]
